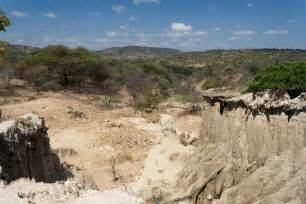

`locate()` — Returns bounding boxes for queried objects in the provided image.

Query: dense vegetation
[246,62,306,97]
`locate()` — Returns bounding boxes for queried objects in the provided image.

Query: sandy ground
[129,114,196,201]
[0,87,202,203]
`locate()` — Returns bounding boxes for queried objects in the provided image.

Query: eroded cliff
[0,113,69,183]
[166,91,306,204]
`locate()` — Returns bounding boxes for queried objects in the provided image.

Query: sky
[1,0,306,51]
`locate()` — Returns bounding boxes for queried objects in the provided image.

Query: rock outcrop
[0,113,69,183]
[166,91,306,204]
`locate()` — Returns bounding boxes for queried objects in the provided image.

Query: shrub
[246,62,306,96]
[175,94,201,104]
[202,79,215,90]
[133,86,164,112]
[40,81,62,91]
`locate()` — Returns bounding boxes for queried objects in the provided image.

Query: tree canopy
[246,62,306,96]
[21,45,108,90]
[0,9,10,64]
[0,9,10,32]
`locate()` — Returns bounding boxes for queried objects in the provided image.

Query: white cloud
[193,31,208,36]
[64,36,79,43]
[228,36,240,41]
[89,12,102,16]
[60,24,69,28]
[128,16,139,21]
[136,32,151,39]
[137,34,150,43]
[167,30,208,38]
[233,30,256,36]
[264,30,288,35]
[133,0,160,5]
[215,27,221,31]
[171,23,193,32]
[119,25,128,29]
[105,31,117,38]
[45,12,57,18]
[96,38,111,43]
[248,3,253,7]
[11,11,28,17]
[15,39,24,44]
[167,32,189,38]
[229,30,256,41]
[112,5,124,13]
[287,19,294,24]
[166,23,207,39]
[43,36,52,43]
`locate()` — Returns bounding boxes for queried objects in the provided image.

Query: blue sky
[1,0,305,51]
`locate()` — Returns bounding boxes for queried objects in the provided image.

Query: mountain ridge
[95,45,181,59]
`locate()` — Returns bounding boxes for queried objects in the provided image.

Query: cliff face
[0,113,69,183]
[168,92,306,204]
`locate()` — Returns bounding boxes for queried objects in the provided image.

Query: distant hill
[165,49,306,90]
[4,44,306,91]
[96,46,180,59]
[167,49,306,67]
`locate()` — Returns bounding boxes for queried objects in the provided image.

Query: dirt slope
[1,90,155,190]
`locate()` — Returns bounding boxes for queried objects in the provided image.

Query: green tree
[0,9,10,63]
[0,9,10,32]
[246,62,306,98]
[24,45,108,90]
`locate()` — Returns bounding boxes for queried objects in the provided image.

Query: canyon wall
[0,113,69,183]
[168,92,306,204]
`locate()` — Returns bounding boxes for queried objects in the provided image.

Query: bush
[40,81,62,91]
[202,79,215,90]
[246,62,306,95]
[175,94,201,104]
[133,86,164,112]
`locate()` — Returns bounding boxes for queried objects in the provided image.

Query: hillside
[96,46,180,59]
[167,49,306,67]
[165,49,306,90]
[3,45,306,95]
